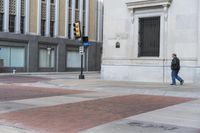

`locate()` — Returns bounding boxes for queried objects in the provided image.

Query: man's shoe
[170,83,176,85]
[180,80,184,85]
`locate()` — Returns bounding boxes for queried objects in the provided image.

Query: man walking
[171,53,184,85]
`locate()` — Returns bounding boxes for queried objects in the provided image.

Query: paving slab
[79,120,200,133]
[79,100,200,133]
[13,95,94,107]
[126,100,200,129]
[0,102,35,114]
[0,124,35,133]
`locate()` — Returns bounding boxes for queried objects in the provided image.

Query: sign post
[79,46,85,79]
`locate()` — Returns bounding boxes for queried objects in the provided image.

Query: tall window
[9,15,15,32]
[75,0,79,9]
[83,0,86,10]
[20,16,25,34]
[138,17,160,57]
[0,46,25,67]
[51,0,54,3]
[41,20,46,36]
[68,24,71,39]
[0,13,3,31]
[21,0,25,34]
[39,48,55,68]
[50,21,54,37]
[69,0,72,7]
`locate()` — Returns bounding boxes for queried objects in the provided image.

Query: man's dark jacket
[171,57,180,71]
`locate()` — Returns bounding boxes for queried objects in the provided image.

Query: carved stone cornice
[126,0,172,9]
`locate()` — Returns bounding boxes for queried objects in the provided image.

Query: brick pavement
[0,95,194,133]
[0,85,87,101]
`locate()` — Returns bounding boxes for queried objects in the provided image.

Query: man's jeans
[171,70,183,85]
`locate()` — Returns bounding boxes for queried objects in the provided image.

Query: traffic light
[73,21,81,39]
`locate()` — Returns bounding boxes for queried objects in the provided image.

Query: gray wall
[0,32,102,73]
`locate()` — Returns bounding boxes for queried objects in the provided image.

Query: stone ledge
[126,0,172,9]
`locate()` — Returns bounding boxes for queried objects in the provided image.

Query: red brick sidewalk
[0,85,87,101]
[0,95,194,133]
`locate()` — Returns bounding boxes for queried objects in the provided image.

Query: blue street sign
[83,42,91,46]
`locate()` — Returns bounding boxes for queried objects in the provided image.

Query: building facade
[102,0,200,83]
[0,0,103,72]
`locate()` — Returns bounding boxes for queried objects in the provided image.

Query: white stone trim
[37,0,42,35]
[126,0,172,9]
[85,0,89,36]
[15,0,21,33]
[45,0,51,36]
[133,9,165,59]
[25,0,30,34]
[97,0,104,42]
[198,0,200,65]
[65,0,69,38]
[71,0,76,39]
[54,0,59,37]
[3,0,9,32]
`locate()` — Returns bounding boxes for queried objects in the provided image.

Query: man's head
[172,53,177,58]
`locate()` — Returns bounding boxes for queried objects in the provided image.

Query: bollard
[13,69,16,74]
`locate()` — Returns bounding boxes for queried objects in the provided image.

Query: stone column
[45,0,51,36]
[85,0,89,36]
[37,0,42,35]
[163,5,169,83]
[54,0,59,37]
[15,0,21,33]
[196,0,200,82]
[3,0,9,32]
[25,0,30,34]
[70,0,76,39]
[198,0,200,66]
[65,0,69,38]
[79,0,83,34]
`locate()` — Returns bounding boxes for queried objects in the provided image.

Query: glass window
[83,0,86,10]
[9,15,15,32]
[39,48,55,68]
[68,24,71,39]
[41,20,46,36]
[0,46,25,67]
[138,17,160,57]
[69,0,72,7]
[10,47,25,67]
[66,51,84,68]
[51,0,54,3]
[75,0,79,9]
[0,13,3,31]
[20,16,25,34]
[50,21,54,37]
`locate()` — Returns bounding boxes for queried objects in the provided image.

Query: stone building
[0,0,103,72]
[102,0,200,83]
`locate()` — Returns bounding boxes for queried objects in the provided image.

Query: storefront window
[0,46,25,67]
[39,48,55,68]
[66,51,84,68]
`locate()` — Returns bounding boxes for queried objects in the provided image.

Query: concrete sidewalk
[16,72,200,99]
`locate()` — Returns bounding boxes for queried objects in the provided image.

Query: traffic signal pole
[73,21,90,79]
[79,45,85,79]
